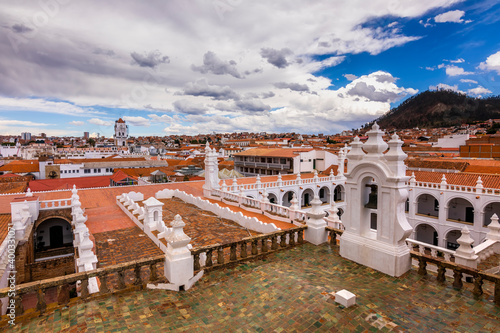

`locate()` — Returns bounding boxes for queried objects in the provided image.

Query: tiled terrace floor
[9,243,500,332]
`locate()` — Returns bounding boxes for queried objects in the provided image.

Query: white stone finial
[454,226,479,269]
[309,195,324,216]
[363,123,388,155]
[314,170,318,178]
[72,185,77,194]
[486,213,500,241]
[441,175,447,184]
[171,214,185,228]
[26,188,33,197]
[278,173,282,181]
[256,174,261,183]
[476,176,483,187]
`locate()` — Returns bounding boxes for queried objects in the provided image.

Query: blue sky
[0,0,499,137]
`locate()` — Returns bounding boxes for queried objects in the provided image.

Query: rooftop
[7,243,500,332]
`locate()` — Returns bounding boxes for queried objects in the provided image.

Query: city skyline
[0,0,499,137]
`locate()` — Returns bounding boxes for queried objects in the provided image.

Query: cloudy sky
[1,0,499,137]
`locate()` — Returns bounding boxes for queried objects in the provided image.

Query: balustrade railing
[405,239,455,262]
[411,251,500,306]
[0,255,164,318]
[191,226,307,271]
[39,199,72,210]
[325,226,344,246]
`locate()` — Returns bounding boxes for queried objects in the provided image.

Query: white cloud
[0,97,101,116]
[429,83,465,94]
[434,10,467,23]
[479,51,500,75]
[0,0,462,134]
[148,114,175,123]
[88,118,113,126]
[123,116,150,127]
[460,79,478,84]
[343,74,358,81]
[468,86,492,96]
[449,58,465,63]
[442,65,474,76]
[69,121,85,126]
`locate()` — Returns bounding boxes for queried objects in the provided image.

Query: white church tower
[339,123,413,277]
[114,118,129,147]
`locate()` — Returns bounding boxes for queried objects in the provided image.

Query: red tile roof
[409,170,500,189]
[28,176,112,191]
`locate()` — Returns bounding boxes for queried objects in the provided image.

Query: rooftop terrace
[7,243,500,332]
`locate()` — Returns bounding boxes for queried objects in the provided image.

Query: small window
[370,213,377,230]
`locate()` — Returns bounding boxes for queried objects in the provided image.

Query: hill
[376,90,500,129]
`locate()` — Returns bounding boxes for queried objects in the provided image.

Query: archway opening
[301,189,315,208]
[268,193,278,204]
[445,230,461,250]
[416,194,439,218]
[447,198,474,223]
[415,224,438,246]
[319,186,330,204]
[334,185,344,202]
[483,202,500,226]
[35,218,74,260]
[282,191,296,207]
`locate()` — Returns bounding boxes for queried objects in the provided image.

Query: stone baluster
[230,244,237,261]
[193,253,201,271]
[240,242,247,258]
[206,249,213,267]
[298,228,305,244]
[118,270,126,289]
[452,269,463,289]
[217,246,224,265]
[149,263,158,282]
[251,239,258,255]
[437,263,446,283]
[473,275,483,297]
[271,235,278,250]
[495,280,500,306]
[288,231,295,246]
[36,288,47,314]
[100,275,110,293]
[134,265,142,286]
[280,234,287,248]
[261,238,268,253]
[57,284,70,306]
[14,294,24,315]
[80,278,89,299]
[417,257,427,276]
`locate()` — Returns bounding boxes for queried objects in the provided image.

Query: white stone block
[335,289,356,308]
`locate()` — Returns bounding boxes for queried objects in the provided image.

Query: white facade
[114,119,129,147]
[434,134,469,148]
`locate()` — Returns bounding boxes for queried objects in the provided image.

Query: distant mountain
[376,90,500,129]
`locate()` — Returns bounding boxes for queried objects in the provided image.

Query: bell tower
[339,123,413,277]
[114,118,128,147]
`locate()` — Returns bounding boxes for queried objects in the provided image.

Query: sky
[0,0,500,138]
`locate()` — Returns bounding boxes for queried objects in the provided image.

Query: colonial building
[113,118,129,147]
